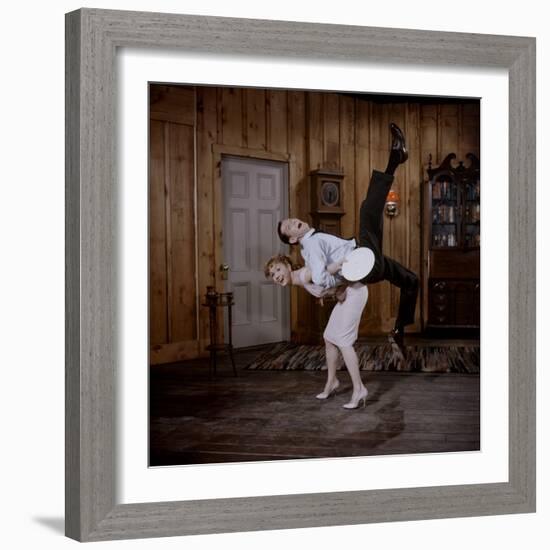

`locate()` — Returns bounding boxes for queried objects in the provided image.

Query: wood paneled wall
[149,86,198,364]
[149,85,479,364]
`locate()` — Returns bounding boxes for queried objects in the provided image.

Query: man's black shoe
[390,122,408,164]
[389,327,407,360]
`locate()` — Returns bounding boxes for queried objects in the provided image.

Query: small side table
[202,286,237,378]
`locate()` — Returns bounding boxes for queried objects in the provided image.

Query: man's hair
[277,220,291,245]
[264,254,296,278]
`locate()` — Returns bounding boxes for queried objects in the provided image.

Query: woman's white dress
[297,268,368,347]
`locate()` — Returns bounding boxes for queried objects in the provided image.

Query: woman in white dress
[264,254,369,409]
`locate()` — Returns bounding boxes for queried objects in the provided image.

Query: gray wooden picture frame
[65,8,536,542]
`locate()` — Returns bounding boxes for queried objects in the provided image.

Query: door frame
[213,145,291,346]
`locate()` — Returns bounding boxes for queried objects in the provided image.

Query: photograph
[1,0,544,545]
[148,84,481,466]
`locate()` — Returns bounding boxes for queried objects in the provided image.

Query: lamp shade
[386,189,400,203]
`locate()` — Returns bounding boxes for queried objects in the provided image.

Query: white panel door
[222,157,290,348]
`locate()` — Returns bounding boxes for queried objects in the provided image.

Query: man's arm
[301,259,343,286]
[307,246,340,288]
[300,232,352,289]
[298,275,347,303]
[327,260,344,275]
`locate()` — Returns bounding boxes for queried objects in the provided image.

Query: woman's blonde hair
[263,254,300,278]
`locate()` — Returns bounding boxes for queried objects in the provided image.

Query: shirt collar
[299,228,315,244]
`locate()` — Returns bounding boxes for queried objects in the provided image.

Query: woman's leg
[316,339,340,399]
[340,345,369,409]
[340,346,366,394]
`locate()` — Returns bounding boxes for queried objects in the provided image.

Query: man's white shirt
[299,229,356,289]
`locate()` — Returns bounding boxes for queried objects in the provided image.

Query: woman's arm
[334,285,348,302]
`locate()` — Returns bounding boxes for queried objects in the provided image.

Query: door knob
[220,264,230,280]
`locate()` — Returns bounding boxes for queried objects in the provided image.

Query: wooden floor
[150,345,480,466]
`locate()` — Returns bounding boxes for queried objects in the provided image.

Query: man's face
[280,218,310,244]
[269,261,292,286]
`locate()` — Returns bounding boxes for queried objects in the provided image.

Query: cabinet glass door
[431,175,459,248]
[463,178,480,248]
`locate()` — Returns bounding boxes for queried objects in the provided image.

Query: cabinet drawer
[433,293,449,304]
[428,278,480,328]
[432,303,448,313]
[430,313,450,325]
[429,302,450,325]
[431,281,448,291]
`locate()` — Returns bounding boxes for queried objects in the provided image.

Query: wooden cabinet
[423,153,480,330]
[428,279,480,328]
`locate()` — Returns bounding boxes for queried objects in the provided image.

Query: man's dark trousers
[358,170,419,329]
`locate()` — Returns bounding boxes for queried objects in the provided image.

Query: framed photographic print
[65,8,535,542]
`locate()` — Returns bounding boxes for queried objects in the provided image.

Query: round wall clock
[320,180,340,207]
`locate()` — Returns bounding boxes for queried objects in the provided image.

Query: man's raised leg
[358,170,394,278]
[383,256,419,330]
[358,122,409,257]
[356,123,416,358]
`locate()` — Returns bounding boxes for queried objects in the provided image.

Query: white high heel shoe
[342,387,368,409]
[316,379,340,400]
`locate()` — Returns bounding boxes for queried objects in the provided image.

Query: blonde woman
[265,255,369,409]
